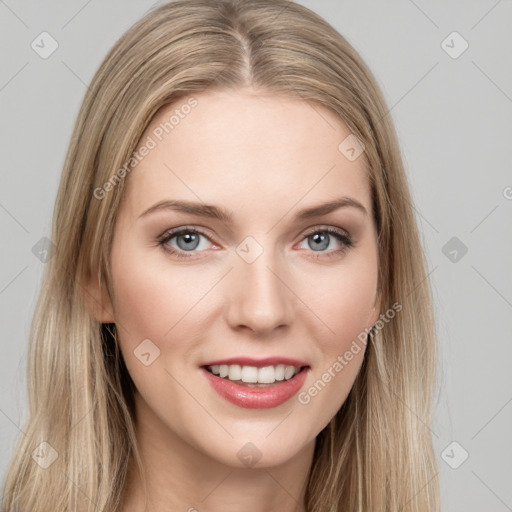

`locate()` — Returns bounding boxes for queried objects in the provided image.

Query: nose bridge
[226,238,293,333]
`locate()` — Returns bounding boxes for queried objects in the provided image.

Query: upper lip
[201,356,309,368]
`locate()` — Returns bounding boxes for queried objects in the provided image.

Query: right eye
[158,227,215,259]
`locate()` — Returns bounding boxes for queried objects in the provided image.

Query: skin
[86,87,381,512]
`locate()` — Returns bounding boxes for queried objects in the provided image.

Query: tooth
[274,364,285,381]
[209,363,304,383]
[228,364,242,381]
[258,366,276,384]
[284,365,296,380]
[241,365,259,383]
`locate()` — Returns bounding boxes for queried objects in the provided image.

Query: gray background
[1,1,511,510]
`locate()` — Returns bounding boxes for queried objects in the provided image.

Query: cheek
[108,243,203,355]
[315,281,373,373]
[302,253,378,342]
[112,268,172,339]
[108,249,210,405]
[294,250,377,414]
[108,244,226,398]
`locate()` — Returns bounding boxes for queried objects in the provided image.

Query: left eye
[297,228,352,253]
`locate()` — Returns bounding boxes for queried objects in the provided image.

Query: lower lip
[201,367,309,409]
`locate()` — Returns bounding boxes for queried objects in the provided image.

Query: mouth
[202,363,309,387]
[200,362,311,409]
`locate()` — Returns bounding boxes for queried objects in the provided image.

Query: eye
[297,227,354,259]
[157,227,214,259]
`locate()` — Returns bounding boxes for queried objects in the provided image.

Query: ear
[82,270,115,324]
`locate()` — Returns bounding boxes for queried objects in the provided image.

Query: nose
[225,247,293,335]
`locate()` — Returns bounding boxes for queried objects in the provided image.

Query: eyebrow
[138,196,368,222]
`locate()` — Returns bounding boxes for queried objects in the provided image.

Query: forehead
[122,89,371,220]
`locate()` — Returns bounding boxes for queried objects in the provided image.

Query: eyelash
[157,225,354,260]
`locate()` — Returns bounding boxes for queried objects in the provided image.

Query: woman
[1,0,440,510]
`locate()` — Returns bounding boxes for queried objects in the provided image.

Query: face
[88,87,381,469]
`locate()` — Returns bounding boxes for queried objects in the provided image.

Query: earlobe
[82,271,115,324]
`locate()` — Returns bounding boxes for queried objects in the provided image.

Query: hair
[1,1,440,510]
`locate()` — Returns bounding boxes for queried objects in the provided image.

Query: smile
[199,356,311,408]
[205,363,303,385]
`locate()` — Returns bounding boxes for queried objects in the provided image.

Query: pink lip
[200,356,309,368]
[201,367,310,409]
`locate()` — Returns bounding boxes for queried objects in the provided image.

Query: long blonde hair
[1,1,440,510]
